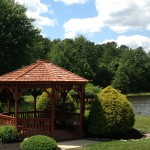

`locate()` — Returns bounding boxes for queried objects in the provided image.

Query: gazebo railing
[3,111,51,118]
[56,111,80,126]
[18,118,51,139]
[0,114,15,126]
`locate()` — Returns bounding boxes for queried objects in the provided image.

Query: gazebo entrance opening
[0,60,88,141]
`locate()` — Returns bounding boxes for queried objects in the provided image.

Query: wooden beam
[50,88,56,138]
[9,87,22,128]
[79,86,85,137]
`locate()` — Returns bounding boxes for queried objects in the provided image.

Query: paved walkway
[57,139,100,150]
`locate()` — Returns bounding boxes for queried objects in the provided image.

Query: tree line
[0,0,150,93]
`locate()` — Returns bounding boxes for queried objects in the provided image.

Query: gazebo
[0,60,88,141]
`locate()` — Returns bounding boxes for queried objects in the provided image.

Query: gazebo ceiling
[0,60,88,84]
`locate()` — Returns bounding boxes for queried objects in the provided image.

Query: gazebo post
[33,95,37,118]
[6,90,11,115]
[79,85,85,137]
[50,88,56,138]
[31,89,40,118]
[10,87,20,128]
[7,98,11,114]
[61,92,67,112]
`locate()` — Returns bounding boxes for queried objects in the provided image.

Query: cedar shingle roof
[0,60,88,83]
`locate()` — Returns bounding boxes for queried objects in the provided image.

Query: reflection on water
[128,96,150,116]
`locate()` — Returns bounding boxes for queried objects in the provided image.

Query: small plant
[20,135,57,150]
[0,125,18,143]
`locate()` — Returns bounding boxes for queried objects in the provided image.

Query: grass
[127,92,150,97]
[82,115,150,150]
[84,138,150,150]
[134,115,150,132]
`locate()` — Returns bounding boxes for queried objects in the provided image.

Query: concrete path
[57,139,100,150]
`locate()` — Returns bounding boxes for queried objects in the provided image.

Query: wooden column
[33,95,37,118]
[7,97,11,114]
[10,87,20,128]
[9,87,25,128]
[61,92,67,112]
[50,88,56,138]
[79,86,85,137]
[31,89,40,118]
[6,90,11,114]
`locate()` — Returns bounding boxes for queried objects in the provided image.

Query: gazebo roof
[0,60,88,83]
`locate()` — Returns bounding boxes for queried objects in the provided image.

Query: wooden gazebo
[0,60,88,141]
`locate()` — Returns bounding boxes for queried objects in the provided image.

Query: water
[128,96,150,116]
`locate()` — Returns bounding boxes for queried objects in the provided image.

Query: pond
[128,96,150,116]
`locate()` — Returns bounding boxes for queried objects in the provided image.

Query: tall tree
[112,47,150,92]
[0,0,40,75]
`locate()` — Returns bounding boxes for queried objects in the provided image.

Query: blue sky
[16,0,150,52]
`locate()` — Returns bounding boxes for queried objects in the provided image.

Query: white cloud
[53,0,88,5]
[15,0,55,28]
[96,0,150,33]
[102,35,150,53]
[64,0,150,38]
[64,17,104,38]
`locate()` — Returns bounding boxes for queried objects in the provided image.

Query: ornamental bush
[0,125,18,143]
[88,86,135,137]
[37,89,77,112]
[36,89,52,111]
[20,135,57,150]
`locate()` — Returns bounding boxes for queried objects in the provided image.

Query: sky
[15,0,150,53]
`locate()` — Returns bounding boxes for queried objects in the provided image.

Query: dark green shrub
[88,97,106,136]
[88,86,135,137]
[85,83,101,101]
[36,89,52,111]
[0,125,18,143]
[20,135,57,150]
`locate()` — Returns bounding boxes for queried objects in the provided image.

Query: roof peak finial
[36,59,50,63]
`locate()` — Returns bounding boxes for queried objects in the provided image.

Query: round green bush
[88,86,135,137]
[20,135,57,150]
[0,125,18,143]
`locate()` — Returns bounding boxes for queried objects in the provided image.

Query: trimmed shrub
[0,125,18,143]
[20,135,57,150]
[88,97,106,136]
[36,89,52,111]
[88,86,135,137]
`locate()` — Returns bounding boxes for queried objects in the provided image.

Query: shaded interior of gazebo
[0,60,88,141]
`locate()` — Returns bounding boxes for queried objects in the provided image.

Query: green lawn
[134,115,150,132]
[127,92,150,97]
[84,138,150,150]
[82,115,150,150]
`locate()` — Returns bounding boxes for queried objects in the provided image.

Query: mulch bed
[0,142,20,150]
